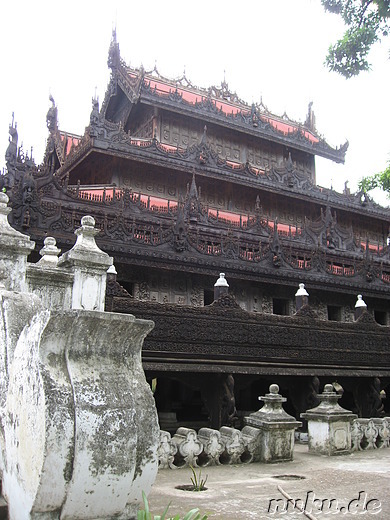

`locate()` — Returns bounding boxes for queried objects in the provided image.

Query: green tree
[322,0,390,78]
[358,162,390,195]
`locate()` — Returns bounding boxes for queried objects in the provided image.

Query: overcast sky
[1,0,389,204]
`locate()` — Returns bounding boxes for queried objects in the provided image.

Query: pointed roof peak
[189,171,198,199]
[108,28,121,70]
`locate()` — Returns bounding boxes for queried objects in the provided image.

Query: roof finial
[305,101,316,131]
[108,27,120,70]
[46,95,58,134]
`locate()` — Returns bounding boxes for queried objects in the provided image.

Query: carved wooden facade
[3,31,390,425]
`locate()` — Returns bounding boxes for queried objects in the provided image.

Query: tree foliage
[322,0,390,78]
[358,162,390,195]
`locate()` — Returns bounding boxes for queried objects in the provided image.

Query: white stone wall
[0,204,160,519]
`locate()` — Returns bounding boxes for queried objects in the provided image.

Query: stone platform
[147,443,390,519]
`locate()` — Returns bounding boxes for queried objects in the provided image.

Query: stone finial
[295,282,309,311]
[354,294,367,320]
[37,237,61,267]
[214,272,229,301]
[59,216,112,267]
[318,384,342,407]
[73,216,101,252]
[252,384,290,420]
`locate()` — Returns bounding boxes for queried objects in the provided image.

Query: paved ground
[147,444,390,519]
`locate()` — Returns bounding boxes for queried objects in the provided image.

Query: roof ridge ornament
[89,97,100,137]
[305,101,316,131]
[108,28,121,70]
[5,113,18,166]
[46,95,58,134]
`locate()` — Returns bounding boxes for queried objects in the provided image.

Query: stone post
[58,215,113,310]
[244,384,302,463]
[295,282,309,311]
[354,294,367,320]
[214,272,229,301]
[301,384,357,456]
[0,192,34,292]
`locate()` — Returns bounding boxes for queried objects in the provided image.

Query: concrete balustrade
[157,416,390,471]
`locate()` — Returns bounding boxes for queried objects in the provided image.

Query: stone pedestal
[2,309,159,520]
[245,384,302,463]
[58,216,112,311]
[301,384,357,456]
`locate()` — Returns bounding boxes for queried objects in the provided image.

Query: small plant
[189,465,208,492]
[137,491,209,520]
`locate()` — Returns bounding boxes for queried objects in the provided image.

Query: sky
[1,0,390,205]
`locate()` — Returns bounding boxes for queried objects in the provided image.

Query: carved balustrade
[157,418,390,470]
[351,418,390,451]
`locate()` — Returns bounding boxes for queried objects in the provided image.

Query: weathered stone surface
[241,425,262,463]
[351,419,364,451]
[58,216,112,311]
[197,427,224,466]
[157,431,177,469]
[27,265,74,311]
[172,427,203,468]
[27,237,74,311]
[376,418,390,448]
[301,384,357,456]
[0,192,34,292]
[219,426,245,464]
[359,418,379,450]
[0,196,159,518]
[0,288,43,477]
[2,308,158,520]
[245,384,301,463]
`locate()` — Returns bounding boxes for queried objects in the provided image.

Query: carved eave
[54,123,389,223]
[6,160,390,299]
[114,65,348,164]
[111,296,390,377]
[100,62,143,128]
